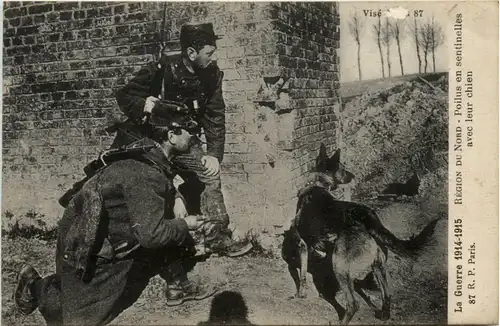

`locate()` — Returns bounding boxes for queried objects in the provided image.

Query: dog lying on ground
[281,144,440,325]
[381,172,421,197]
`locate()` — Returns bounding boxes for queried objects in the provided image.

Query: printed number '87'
[410,10,424,17]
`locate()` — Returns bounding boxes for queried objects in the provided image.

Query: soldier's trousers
[110,130,230,229]
[172,142,230,228]
[32,250,195,326]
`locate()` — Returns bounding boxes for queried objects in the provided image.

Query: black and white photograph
[1,1,497,325]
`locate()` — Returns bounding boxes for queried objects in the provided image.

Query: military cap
[149,100,199,132]
[180,23,222,49]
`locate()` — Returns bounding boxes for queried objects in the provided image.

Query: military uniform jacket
[58,147,191,279]
[115,56,226,162]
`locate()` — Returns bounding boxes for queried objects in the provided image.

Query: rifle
[155,1,168,62]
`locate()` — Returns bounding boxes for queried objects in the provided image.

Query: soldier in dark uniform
[14,104,218,325]
[112,23,252,257]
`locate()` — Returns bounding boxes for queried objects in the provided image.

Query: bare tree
[408,17,422,73]
[348,12,364,81]
[429,16,445,72]
[391,19,406,75]
[381,17,393,77]
[418,22,433,73]
[373,16,385,78]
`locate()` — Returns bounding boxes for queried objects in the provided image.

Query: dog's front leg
[287,265,301,299]
[298,239,308,298]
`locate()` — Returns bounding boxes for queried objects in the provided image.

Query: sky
[339,2,451,83]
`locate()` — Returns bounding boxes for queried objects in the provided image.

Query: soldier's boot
[310,233,339,260]
[164,259,216,306]
[310,241,327,259]
[198,221,253,258]
[206,230,254,258]
[14,264,41,315]
[194,180,254,258]
[165,279,216,306]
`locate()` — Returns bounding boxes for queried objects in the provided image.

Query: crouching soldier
[14,104,217,325]
[111,22,252,258]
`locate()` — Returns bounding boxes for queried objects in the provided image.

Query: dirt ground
[2,199,447,326]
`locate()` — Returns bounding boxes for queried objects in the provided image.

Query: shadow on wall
[198,291,255,325]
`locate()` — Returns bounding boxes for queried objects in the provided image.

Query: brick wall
[2,2,340,233]
[273,2,341,176]
[3,1,164,220]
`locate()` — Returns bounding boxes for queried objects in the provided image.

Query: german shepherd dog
[281,144,440,325]
[382,172,421,197]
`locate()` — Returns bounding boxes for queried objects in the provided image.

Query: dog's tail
[368,213,441,258]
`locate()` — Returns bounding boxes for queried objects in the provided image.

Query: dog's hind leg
[312,268,345,320]
[337,272,359,325]
[372,262,391,321]
[322,292,346,322]
[297,239,308,298]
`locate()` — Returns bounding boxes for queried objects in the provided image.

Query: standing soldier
[14,104,218,325]
[112,23,252,257]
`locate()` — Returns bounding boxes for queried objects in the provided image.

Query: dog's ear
[406,172,420,186]
[319,143,327,157]
[327,148,341,173]
[315,143,328,172]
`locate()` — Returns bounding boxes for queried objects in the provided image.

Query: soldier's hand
[201,155,220,176]
[184,215,205,230]
[194,244,212,256]
[173,197,188,219]
[144,96,160,114]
